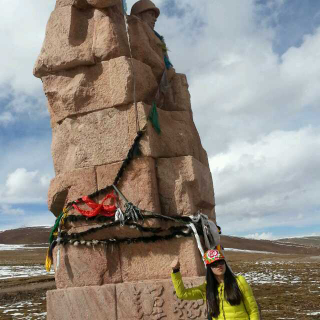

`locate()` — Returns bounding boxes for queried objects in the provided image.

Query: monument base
[47,276,207,320]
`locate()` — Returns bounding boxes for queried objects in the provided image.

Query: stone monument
[34,0,216,318]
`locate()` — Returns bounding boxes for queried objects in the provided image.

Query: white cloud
[210,127,320,234]
[0,1,54,122]
[245,232,275,240]
[0,112,14,126]
[0,1,55,95]
[0,134,54,208]
[2,168,51,204]
[0,204,24,216]
[4,91,48,117]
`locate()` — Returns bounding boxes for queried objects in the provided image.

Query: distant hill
[221,235,320,255]
[0,227,319,255]
[276,236,320,248]
[0,227,51,245]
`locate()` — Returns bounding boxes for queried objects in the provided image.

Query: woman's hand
[171,258,180,271]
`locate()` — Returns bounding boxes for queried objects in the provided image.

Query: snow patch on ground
[241,270,301,284]
[0,265,54,280]
[0,244,46,251]
[0,297,47,320]
[224,248,277,254]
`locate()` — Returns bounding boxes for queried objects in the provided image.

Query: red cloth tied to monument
[72,192,117,217]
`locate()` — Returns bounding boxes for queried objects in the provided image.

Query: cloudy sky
[0,0,319,240]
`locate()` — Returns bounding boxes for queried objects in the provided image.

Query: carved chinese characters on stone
[47,276,209,320]
[117,283,167,320]
[172,280,207,319]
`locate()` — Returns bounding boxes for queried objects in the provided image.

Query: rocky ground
[0,229,319,319]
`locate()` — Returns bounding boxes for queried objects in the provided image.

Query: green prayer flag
[49,211,64,244]
[148,102,161,134]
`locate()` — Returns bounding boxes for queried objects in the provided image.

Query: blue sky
[0,0,319,240]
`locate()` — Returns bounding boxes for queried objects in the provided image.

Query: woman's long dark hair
[206,262,243,319]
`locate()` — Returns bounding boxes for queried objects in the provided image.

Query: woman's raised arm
[171,258,206,301]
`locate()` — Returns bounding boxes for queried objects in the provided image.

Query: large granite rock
[96,157,161,213]
[157,156,215,218]
[141,108,209,168]
[47,284,117,320]
[162,72,192,112]
[50,104,143,175]
[93,7,130,61]
[53,244,122,288]
[48,167,97,216]
[51,102,208,175]
[47,276,207,320]
[48,157,161,216]
[92,12,166,81]
[43,58,157,124]
[119,237,205,282]
[52,237,204,288]
[34,6,95,77]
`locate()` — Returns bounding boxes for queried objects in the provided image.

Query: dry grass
[0,248,47,266]
[227,251,320,320]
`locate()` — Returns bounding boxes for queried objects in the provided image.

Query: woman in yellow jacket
[171,249,260,320]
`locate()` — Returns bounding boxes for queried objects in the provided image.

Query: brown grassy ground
[1,228,319,319]
[0,248,320,319]
[228,251,320,320]
[0,248,47,266]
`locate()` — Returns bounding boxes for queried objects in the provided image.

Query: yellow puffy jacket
[171,272,260,320]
